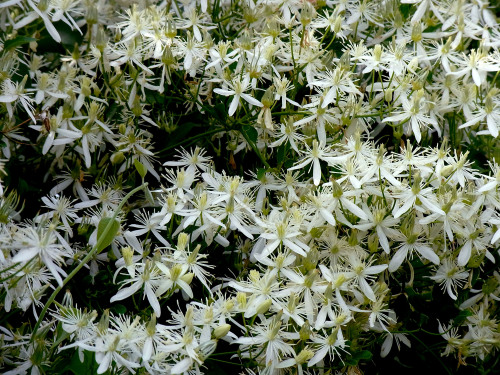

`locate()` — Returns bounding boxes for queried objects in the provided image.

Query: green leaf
[453,309,472,326]
[65,350,106,375]
[145,186,155,205]
[134,159,147,179]
[277,142,290,165]
[346,350,373,365]
[111,304,127,314]
[257,168,266,180]
[96,217,120,253]
[4,36,37,51]
[283,158,295,169]
[241,125,258,144]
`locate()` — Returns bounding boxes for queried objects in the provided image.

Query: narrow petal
[388,247,408,272]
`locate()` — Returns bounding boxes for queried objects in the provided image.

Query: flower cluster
[0,0,500,374]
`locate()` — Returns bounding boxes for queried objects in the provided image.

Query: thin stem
[240,128,271,168]
[30,183,148,341]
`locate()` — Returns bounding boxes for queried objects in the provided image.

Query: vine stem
[240,128,271,169]
[30,183,148,341]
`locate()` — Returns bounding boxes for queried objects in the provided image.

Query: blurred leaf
[134,159,147,179]
[96,217,120,253]
[4,36,37,51]
[241,125,258,144]
[111,304,127,314]
[257,168,266,180]
[65,350,108,375]
[277,142,289,166]
[346,350,373,366]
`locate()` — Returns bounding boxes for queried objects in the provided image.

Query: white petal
[359,277,376,301]
[393,197,415,218]
[313,159,321,185]
[110,282,143,302]
[341,198,368,220]
[457,241,472,267]
[146,284,162,317]
[417,245,439,265]
[12,247,39,263]
[283,239,307,256]
[213,88,235,96]
[380,334,393,358]
[241,93,263,107]
[320,208,336,226]
[388,247,408,272]
[229,95,239,116]
[142,338,153,361]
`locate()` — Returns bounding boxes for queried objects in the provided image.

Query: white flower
[155,262,194,299]
[255,210,310,259]
[389,230,439,272]
[459,96,500,138]
[234,314,299,367]
[307,328,348,367]
[110,260,163,316]
[288,140,339,186]
[11,224,71,286]
[0,78,35,123]
[383,90,438,143]
[448,49,500,87]
[213,75,263,116]
[429,258,469,300]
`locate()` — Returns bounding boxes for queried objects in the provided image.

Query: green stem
[30,183,148,341]
[408,332,453,375]
[158,128,225,154]
[240,128,271,169]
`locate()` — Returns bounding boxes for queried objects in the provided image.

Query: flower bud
[296,348,314,364]
[299,321,312,341]
[440,165,455,178]
[146,313,157,336]
[181,272,194,285]
[177,233,189,252]
[213,324,231,339]
[236,292,247,309]
[85,4,98,26]
[121,246,134,267]
[256,298,272,315]
[111,152,125,165]
[261,86,275,108]
[97,309,110,335]
[95,26,108,52]
[368,233,379,253]
[300,3,315,26]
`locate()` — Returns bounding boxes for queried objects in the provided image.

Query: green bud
[236,292,247,309]
[296,348,314,364]
[166,19,177,39]
[97,309,110,335]
[256,299,272,315]
[121,246,134,268]
[146,314,157,336]
[368,233,379,253]
[181,272,194,285]
[299,321,312,341]
[110,152,125,165]
[300,2,315,26]
[85,4,98,26]
[95,26,108,52]
[131,95,143,117]
[261,86,275,108]
[213,324,231,339]
[177,234,190,253]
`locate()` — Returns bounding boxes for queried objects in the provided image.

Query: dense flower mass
[0,0,500,374]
